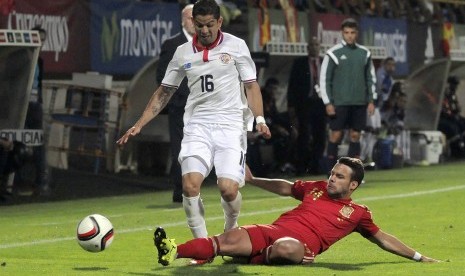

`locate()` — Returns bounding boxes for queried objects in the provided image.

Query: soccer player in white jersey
[117,0,271,257]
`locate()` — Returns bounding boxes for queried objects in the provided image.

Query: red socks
[177,237,217,260]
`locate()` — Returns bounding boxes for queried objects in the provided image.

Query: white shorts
[179,123,247,187]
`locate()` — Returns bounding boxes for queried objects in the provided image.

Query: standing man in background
[118,0,271,262]
[319,18,376,173]
[156,4,195,203]
[287,37,326,175]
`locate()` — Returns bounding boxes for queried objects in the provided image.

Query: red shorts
[241,224,316,264]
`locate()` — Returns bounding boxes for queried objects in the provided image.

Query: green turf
[1,161,465,275]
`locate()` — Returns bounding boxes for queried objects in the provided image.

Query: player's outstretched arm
[368,230,439,263]
[117,86,175,145]
[244,164,293,196]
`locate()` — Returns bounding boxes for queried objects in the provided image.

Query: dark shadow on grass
[73,267,109,271]
[126,263,242,275]
[154,264,242,275]
[311,261,403,271]
[145,203,183,209]
[128,260,406,275]
[126,260,405,275]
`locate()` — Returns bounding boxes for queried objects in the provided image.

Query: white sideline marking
[1,185,465,249]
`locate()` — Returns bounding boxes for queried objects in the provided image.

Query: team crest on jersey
[220,53,233,64]
[308,188,323,201]
[339,205,354,219]
[184,62,192,69]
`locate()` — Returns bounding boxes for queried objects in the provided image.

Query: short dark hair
[341,18,358,30]
[193,0,220,20]
[337,157,364,185]
[384,57,395,65]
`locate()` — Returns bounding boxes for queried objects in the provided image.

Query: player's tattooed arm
[135,86,175,129]
[117,85,176,145]
[148,86,175,115]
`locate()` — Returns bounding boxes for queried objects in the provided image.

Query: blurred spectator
[438,76,465,158]
[0,138,13,200]
[216,0,242,25]
[361,57,396,163]
[1,139,32,201]
[452,4,465,24]
[262,78,295,174]
[347,0,363,16]
[293,0,309,11]
[380,85,407,136]
[246,78,292,177]
[376,57,396,109]
[381,0,394,18]
[379,85,408,163]
[14,26,49,196]
[287,37,326,175]
[411,0,433,23]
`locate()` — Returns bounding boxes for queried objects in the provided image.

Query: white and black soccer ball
[76,214,114,252]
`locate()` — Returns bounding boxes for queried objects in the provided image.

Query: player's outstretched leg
[154,227,177,266]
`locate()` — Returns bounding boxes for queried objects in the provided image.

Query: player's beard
[199,34,214,46]
[327,185,349,199]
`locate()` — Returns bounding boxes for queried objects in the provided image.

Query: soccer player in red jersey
[154,157,438,266]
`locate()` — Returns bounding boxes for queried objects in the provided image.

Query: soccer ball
[76,214,114,252]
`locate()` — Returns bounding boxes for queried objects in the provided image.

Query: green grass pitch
[1,161,465,275]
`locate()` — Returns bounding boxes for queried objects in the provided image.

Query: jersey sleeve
[365,55,376,103]
[161,46,186,89]
[291,180,321,201]
[355,206,380,238]
[235,39,257,83]
[319,54,333,105]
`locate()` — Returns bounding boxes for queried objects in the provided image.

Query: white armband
[255,116,266,125]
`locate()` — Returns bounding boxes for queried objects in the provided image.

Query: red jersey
[272,180,379,254]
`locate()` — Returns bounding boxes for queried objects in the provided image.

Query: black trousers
[168,105,184,202]
[295,98,327,174]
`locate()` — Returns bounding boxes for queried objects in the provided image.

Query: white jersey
[161,31,257,127]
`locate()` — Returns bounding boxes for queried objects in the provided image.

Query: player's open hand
[367,102,375,116]
[116,126,141,145]
[420,256,440,263]
[325,104,336,117]
[256,123,271,139]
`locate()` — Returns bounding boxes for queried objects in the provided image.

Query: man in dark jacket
[287,37,326,175]
[156,4,195,203]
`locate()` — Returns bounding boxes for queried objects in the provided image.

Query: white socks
[221,191,242,231]
[183,194,208,238]
[182,191,242,237]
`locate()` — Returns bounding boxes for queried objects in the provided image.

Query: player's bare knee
[220,189,238,201]
[270,237,305,265]
[216,228,245,253]
[182,175,202,196]
[218,180,239,201]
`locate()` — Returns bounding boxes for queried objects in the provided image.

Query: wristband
[412,251,422,261]
[255,116,266,125]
